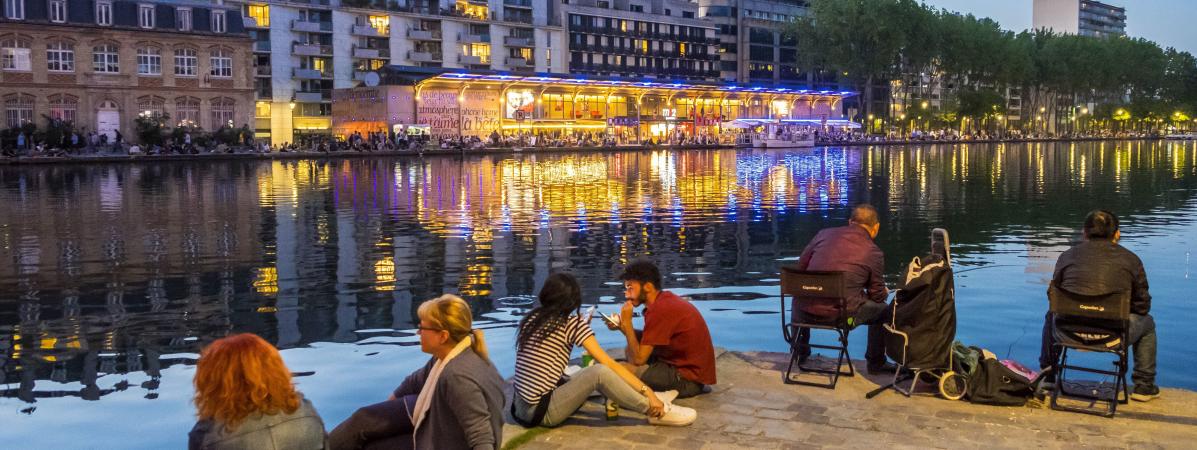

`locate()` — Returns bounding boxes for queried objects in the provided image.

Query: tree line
[785,0,1197,133]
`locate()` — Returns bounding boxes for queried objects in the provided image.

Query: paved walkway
[502,351,1197,449]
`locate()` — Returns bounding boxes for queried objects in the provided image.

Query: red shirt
[641,291,717,385]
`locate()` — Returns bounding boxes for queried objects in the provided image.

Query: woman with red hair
[189,333,327,450]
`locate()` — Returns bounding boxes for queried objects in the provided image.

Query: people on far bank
[329,294,505,450]
[794,203,897,374]
[609,259,718,399]
[189,333,326,450]
[512,273,696,428]
[1039,209,1160,402]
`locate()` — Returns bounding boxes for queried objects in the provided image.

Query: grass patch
[501,426,552,450]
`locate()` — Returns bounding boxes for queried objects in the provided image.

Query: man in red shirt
[611,259,717,398]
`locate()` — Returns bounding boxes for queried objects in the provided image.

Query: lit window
[174,47,197,76]
[1,38,31,71]
[368,15,389,34]
[48,94,77,123]
[46,40,74,72]
[177,8,192,31]
[212,10,227,33]
[211,97,235,128]
[49,0,66,22]
[4,94,34,128]
[137,95,165,118]
[175,97,199,127]
[92,43,119,73]
[96,1,112,25]
[246,4,269,27]
[137,46,161,75]
[139,4,155,28]
[210,48,232,77]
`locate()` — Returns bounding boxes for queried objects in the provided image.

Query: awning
[781,118,863,129]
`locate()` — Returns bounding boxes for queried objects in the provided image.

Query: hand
[387,393,396,401]
[620,301,635,333]
[645,390,664,418]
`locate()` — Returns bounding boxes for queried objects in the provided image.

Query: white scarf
[410,335,473,433]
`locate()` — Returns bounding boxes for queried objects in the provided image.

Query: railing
[353,47,390,59]
[458,32,490,43]
[503,14,533,24]
[292,43,332,56]
[292,20,333,33]
[293,68,328,79]
[505,56,530,67]
[255,65,271,76]
[504,36,532,47]
[458,54,485,65]
[408,51,443,62]
[407,29,442,40]
[294,91,328,103]
[253,41,271,52]
[352,24,387,36]
[503,0,532,7]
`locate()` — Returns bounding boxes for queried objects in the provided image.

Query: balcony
[353,47,390,59]
[353,71,372,81]
[503,14,532,24]
[352,25,387,37]
[294,91,326,103]
[408,51,442,62]
[505,57,530,67]
[255,65,272,76]
[459,32,490,44]
[243,17,265,29]
[407,29,442,40]
[293,68,328,79]
[503,0,532,8]
[458,54,485,65]
[504,36,533,47]
[293,43,332,56]
[292,20,333,33]
[253,41,271,52]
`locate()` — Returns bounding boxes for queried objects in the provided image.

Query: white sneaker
[655,390,679,405]
[648,403,696,426]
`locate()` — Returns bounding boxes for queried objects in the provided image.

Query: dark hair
[849,204,879,227]
[1083,209,1120,240]
[516,272,583,350]
[619,259,661,292]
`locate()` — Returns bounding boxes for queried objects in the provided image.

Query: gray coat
[393,348,505,450]
[189,396,326,450]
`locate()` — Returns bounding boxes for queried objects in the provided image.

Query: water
[2,141,1196,448]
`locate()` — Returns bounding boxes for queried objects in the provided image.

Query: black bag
[965,356,1034,406]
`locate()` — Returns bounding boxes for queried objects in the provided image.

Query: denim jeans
[794,300,891,366]
[512,364,649,427]
[1039,312,1157,387]
[328,394,416,450]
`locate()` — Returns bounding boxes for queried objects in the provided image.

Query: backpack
[953,343,1034,406]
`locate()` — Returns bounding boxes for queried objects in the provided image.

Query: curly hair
[193,333,301,431]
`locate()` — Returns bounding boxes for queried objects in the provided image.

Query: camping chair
[1048,284,1131,418]
[780,267,854,389]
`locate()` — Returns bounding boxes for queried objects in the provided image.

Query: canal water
[2,141,1195,449]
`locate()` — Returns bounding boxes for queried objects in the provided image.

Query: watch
[639,385,651,395]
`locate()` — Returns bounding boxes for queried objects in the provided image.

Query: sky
[918,0,1197,54]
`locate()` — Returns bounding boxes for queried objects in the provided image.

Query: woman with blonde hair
[330,294,505,450]
[189,333,326,450]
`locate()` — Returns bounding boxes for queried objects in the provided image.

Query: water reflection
[1,141,1196,448]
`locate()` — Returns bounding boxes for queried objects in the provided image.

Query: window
[4,94,34,128]
[174,47,197,76]
[211,97,234,128]
[93,43,119,73]
[176,8,192,31]
[48,94,77,123]
[629,4,642,12]
[49,0,66,22]
[137,46,160,75]
[96,1,112,25]
[210,48,231,77]
[4,0,24,19]
[1,38,31,71]
[212,10,226,33]
[137,95,165,118]
[139,4,155,28]
[175,97,199,127]
[46,40,74,72]
[682,11,694,19]
[246,4,269,27]
[664,8,670,16]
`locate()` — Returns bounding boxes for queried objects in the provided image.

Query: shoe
[867,362,898,375]
[1131,384,1160,402]
[655,390,679,406]
[648,402,697,426]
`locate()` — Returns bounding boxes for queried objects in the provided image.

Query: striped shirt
[513,314,596,404]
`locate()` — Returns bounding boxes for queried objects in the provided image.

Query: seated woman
[512,273,697,428]
[189,333,326,450]
[329,295,505,450]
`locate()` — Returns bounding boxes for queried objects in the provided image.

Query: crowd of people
[189,259,715,450]
[184,206,1161,449]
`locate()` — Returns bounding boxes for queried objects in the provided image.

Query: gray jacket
[393,348,505,450]
[188,396,326,450]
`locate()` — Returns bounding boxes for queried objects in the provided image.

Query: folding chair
[780,267,854,389]
[1048,284,1131,418]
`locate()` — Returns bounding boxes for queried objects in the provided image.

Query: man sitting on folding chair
[1038,209,1159,402]
[795,204,897,375]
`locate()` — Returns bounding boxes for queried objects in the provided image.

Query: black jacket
[1051,240,1152,315]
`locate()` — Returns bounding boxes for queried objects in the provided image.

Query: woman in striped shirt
[511,273,697,427]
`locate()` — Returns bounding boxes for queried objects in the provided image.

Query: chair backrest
[1048,283,1130,323]
[781,267,846,299]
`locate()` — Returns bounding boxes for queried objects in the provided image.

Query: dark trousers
[1039,312,1157,387]
[794,301,891,366]
[328,394,417,450]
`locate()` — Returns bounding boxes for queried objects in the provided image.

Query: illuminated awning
[781,119,863,129]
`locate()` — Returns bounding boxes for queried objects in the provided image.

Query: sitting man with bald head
[794,204,897,374]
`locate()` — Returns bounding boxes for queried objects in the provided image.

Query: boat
[750,133,816,149]
[1165,133,1197,140]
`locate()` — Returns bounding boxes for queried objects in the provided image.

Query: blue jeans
[1039,312,1157,387]
[512,364,649,427]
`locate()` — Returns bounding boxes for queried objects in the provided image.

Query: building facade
[560,0,719,81]
[1,0,254,143]
[1033,0,1126,38]
[228,0,568,144]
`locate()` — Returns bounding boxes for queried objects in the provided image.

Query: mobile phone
[600,312,621,328]
[582,305,596,321]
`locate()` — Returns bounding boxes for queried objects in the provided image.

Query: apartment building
[1033,0,1126,38]
[560,0,720,81]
